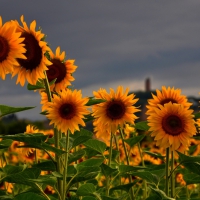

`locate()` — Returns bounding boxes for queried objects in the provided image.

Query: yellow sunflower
[46,89,90,134]
[146,86,192,115]
[46,46,77,92]
[92,86,140,134]
[147,102,196,151]
[12,15,52,86]
[0,16,26,79]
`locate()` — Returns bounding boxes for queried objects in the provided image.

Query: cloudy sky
[1,1,200,120]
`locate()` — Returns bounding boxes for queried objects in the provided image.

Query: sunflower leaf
[76,183,96,196]
[0,139,13,149]
[14,192,47,200]
[178,151,200,163]
[135,121,149,131]
[84,139,107,154]
[149,186,175,200]
[124,134,145,148]
[0,105,35,118]
[0,133,48,143]
[86,98,106,106]
[27,80,45,90]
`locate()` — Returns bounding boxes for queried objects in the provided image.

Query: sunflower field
[1,15,200,200]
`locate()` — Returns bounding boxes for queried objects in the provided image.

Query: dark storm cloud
[0,0,200,120]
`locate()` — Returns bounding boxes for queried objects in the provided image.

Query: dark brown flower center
[162,115,183,135]
[46,59,66,83]
[160,98,177,105]
[17,32,42,71]
[59,103,76,119]
[0,36,9,62]
[106,100,126,120]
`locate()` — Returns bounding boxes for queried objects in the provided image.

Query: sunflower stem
[165,147,170,196]
[170,149,175,198]
[43,70,52,102]
[119,128,134,200]
[138,142,148,199]
[106,132,113,196]
[43,70,62,199]
[62,130,70,200]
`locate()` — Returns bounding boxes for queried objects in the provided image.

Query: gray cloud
[1,1,200,120]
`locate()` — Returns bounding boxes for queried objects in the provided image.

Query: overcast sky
[1,1,200,120]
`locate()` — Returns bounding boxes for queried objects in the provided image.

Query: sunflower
[12,15,52,86]
[146,86,192,115]
[147,102,196,151]
[0,17,26,79]
[46,46,77,92]
[46,89,90,134]
[92,86,140,134]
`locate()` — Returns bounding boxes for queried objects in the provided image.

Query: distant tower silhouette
[145,78,151,92]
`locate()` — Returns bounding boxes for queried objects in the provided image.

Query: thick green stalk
[170,149,175,198]
[43,71,62,199]
[138,143,147,199]
[165,148,170,196]
[119,128,134,200]
[62,130,70,200]
[106,132,113,196]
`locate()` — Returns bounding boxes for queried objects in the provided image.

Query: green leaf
[0,139,13,149]
[86,98,106,106]
[149,186,175,200]
[2,164,27,176]
[27,80,45,90]
[143,151,165,159]
[124,134,145,148]
[194,112,200,119]
[14,192,47,200]
[72,166,100,183]
[131,171,159,185]
[3,168,41,188]
[100,163,118,177]
[68,149,86,164]
[19,141,65,156]
[32,160,56,171]
[71,136,92,149]
[84,139,107,154]
[101,196,118,200]
[118,164,146,174]
[183,173,200,184]
[135,121,149,131]
[0,105,35,118]
[29,175,57,186]
[83,147,100,158]
[110,182,138,193]
[182,162,200,175]
[82,197,96,200]
[76,183,96,196]
[0,133,48,143]
[77,158,104,168]
[178,151,200,163]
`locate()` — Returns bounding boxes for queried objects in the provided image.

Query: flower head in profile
[46,89,90,134]
[12,15,52,86]
[147,102,196,151]
[0,16,26,79]
[146,86,192,115]
[92,86,140,134]
[46,47,77,92]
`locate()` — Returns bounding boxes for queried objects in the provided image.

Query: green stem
[43,71,62,199]
[170,149,175,198]
[62,130,70,200]
[138,143,147,199]
[106,132,113,196]
[119,128,134,200]
[165,148,170,197]
[43,70,52,102]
